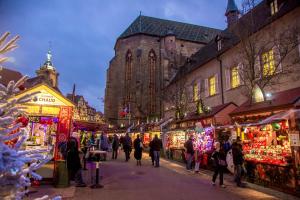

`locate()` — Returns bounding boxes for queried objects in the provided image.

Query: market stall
[230,88,300,193]
[11,84,75,180]
[166,130,187,161]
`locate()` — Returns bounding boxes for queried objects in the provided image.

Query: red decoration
[31,180,40,187]
[16,116,29,127]
[119,111,127,117]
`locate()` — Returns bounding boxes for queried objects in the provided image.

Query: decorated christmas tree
[0,32,60,200]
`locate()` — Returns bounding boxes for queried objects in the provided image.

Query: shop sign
[31,90,65,106]
[289,131,300,146]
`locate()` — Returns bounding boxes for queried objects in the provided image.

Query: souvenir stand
[11,84,75,183]
[230,88,300,194]
[165,121,187,161]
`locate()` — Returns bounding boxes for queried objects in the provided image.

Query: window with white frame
[270,0,278,16]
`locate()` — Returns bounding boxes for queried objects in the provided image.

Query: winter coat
[232,143,244,165]
[67,147,81,171]
[133,138,143,160]
[100,135,109,151]
[123,136,132,151]
[112,136,120,150]
[149,140,154,157]
[151,138,162,151]
[211,149,226,167]
[184,139,194,155]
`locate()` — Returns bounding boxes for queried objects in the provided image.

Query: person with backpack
[211,141,227,188]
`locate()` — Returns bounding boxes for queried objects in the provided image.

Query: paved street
[70,153,298,200]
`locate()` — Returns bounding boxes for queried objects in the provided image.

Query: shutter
[215,74,219,94]
[238,63,244,85]
[254,56,261,79]
[197,81,201,99]
[273,45,282,73]
[204,78,209,97]
[225,68,231,90]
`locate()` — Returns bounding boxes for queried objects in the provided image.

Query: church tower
[225,0,240,28]
[36,50,59,88]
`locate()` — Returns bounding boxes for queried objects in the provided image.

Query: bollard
[90,162,103,189]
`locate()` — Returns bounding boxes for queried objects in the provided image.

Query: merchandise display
[242,123,291,166]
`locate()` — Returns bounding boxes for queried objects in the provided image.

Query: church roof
[119,15,221,44]
[170,0,300,85]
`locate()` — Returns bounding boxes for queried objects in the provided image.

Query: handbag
[218,159,227,166]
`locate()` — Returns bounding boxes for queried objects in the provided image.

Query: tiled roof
[170,0,300,84]
[119,15,221,44]
[230,87,300,116]
[178,102,236,122]
[0,67,23,86]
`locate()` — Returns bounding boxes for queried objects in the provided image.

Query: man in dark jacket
[232,137,245,187]
[112,134,120,160]
[184,136,195,170]
[123,133,132,162]
[151,134,162,167]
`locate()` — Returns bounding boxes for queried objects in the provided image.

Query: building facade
[105,15,221,126]
[164,0,300,120]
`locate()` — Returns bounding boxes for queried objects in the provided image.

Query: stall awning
[230,87,300,116]
[73,120,107,131]
[257,108,300,125]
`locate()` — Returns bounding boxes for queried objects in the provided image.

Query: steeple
[36,47,59,88]
[225,0,240,28]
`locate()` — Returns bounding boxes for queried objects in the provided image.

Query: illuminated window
[193,83,199,101]
[270,0,278,15]
[209,76,216,96]
[253,85,264,103]
[231,67,240,88]
[262,49,275,76]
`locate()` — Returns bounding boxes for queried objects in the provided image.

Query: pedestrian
[123,133,132,162]
[112,134,120,160]
[149,140,154,166]
[133,134,143,166]
[100,133,109,161]
[232,137,245,187]
[67,138,86,187]
[151,134,162,167]
[194,147,202,173]
[211,141,227,188]
[184,135,195,170]
[223,135,231,154]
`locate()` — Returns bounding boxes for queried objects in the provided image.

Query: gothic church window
[149,50,156,114]
[125,50,133,102]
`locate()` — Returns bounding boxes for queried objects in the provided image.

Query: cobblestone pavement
[70,152,299,200]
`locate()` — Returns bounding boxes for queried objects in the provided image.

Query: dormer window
[216,35,222,51]
[217,40,222,51]
[270,0,278,15]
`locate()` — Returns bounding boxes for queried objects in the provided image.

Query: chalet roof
[178,102,236,122]
[170,0,300,84]
[230,87,300,116]
[119,15,221,44]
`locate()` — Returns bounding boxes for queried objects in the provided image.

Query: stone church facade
[105,15,221,125]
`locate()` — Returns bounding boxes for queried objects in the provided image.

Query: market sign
[289,131,300,146]
[30,89,65,106]
[12,84,74,108]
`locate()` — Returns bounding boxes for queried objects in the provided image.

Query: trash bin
[53,160,69,188]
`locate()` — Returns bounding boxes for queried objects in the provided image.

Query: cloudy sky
[0,0,245,112]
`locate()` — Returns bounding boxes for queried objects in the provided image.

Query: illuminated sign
[30,89,65,106]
